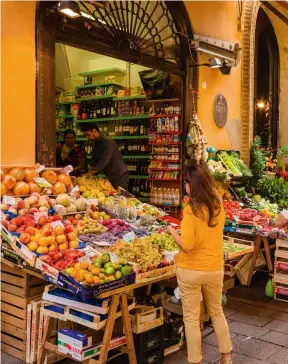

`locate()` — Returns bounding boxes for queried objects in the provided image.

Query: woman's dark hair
[184,164,221,227]
[80,123,100,133]
[64,129,76,139]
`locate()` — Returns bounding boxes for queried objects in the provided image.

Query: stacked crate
[273,239,288,302]
[1,262,47,361]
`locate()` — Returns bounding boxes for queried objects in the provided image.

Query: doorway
[254,7,279,149]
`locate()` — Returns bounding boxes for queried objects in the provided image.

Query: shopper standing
[168,165,233,364]
[80,123,129,190]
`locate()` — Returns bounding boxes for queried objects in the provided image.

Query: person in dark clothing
[80,123,129,190]
[56,129,87,176]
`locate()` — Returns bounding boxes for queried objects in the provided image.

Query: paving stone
[235,303,277,317]
[203,332,237,347]
[229,321,270,339]
[225,299,244,310]
[224,308,237,318]
[0,352,25,364]
[230,353,269,364]
[229,312,272,327]
[202,326,214,338]
[201,343,221,363]
[271,312,288,321]
[263,319,288,334]
[266,347,288,364]
[231,334,281,360]
[260,331,288,347]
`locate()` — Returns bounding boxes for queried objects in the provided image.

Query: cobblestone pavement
[2,283,288,364]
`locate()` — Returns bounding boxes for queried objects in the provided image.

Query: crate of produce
[130,306,163,334]
[275,239,288,260]
[164,318,184,340]
[223,235,254,260]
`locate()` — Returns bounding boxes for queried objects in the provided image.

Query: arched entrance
[240,1,279,163]
[36,1,195,166]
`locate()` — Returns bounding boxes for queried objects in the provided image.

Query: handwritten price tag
[51,220,64,230]
[2,195,16,206]
[33,177,52,188]
[53,205,62,212]
[123,231,136,242]
[34,211,48,223]
[60,165,73,175]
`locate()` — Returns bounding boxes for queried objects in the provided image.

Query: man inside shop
[80,123,129,190]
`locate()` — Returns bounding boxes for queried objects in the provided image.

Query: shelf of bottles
[147,101,182,212]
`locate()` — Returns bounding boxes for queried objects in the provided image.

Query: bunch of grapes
[146,233,178,251]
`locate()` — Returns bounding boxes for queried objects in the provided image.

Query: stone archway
[240,0,261,164]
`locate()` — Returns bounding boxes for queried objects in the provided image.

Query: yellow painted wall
[185,1,242,150]
[1,1,36,165]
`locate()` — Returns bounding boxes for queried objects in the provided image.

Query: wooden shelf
[78,67,126,77]
[149,114,181,118]
[114,95,147,101]
[76,114,149,123]
[146,98,180,103]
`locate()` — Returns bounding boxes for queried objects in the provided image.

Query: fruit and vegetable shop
[1,1,288,364]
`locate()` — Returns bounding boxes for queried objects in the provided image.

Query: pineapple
[129,207,137,222]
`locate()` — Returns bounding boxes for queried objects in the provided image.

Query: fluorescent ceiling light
[58,1,80,18]
[81,11,95,20]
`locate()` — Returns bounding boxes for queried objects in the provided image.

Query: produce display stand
[37,272,175,364]
[273,239,288,302]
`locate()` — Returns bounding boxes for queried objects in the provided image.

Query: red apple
[43,225,53,237]
[15,216,25,227]
[30,208,39,214]
[18,209,29,216]
[1,220,10,229]
[64,225,73,234]
[8,224,17,232]
[38,216,48,226]
[53,215,62,222]
[17,200,26,210]
[25,219,36,227]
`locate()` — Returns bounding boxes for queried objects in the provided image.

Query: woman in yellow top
[168,165,233,364]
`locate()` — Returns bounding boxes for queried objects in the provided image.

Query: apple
[17,200,26,210]
[54,226,64,236]
[67,232,77,241]
[20,233,30,244]
[18,209,29,216]
[56,234,67,244]
[37,246,49,254]
[43,225,53,237]
[15,216,25,227]
[39,206,48,212]
[30,207,39,214]
[25,219,36,227]
[28,195,38,205]
[53,215,62,222]
[28,241,38,251]
[64,225,73,234]
[46,236,56,245]
[38,216,48,226]
[58,242,68,251]
[8,224,17,232]
[69,240,79,249]
[64,220,72,226]
[1,220,10,229]
[38,237,49,247]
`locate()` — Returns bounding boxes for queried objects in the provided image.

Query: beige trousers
[177,267,233,363]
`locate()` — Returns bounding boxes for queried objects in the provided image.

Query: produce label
[34,211,48,223]
[36,165,45,173]
[33,177,52,188]
[71,186,79,195]
[51,220,64,230]
[2,195,16,205]
[109,252,119,263]
[54,205,62,212]
[87,199,98,205]
[60,165,73,175]
[123,231,136,242]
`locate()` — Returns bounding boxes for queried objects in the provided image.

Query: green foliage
[250,136,265,180]
[257,177,288,207]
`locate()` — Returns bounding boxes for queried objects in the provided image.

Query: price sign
[60,165,73,175]
[87,199,98,205]
[51,220,64,230]
[123,231,136,242]
[33,177,52,188]
[70,186,79,195]
[2,195,16,206]
[34,211,48,223]
[53,205,62,212]
[1,225,15,246]
[36,165,45,173]
[109,252,118,263]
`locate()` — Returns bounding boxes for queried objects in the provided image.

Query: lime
[105,267,115,275]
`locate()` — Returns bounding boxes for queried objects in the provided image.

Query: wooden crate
[1,263,47,361]
[130,306,163,334]
[274,282,288,303]
[234,252,266,286]
[1,262,47,298]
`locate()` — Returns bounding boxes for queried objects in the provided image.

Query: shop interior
[55,43,184,215]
